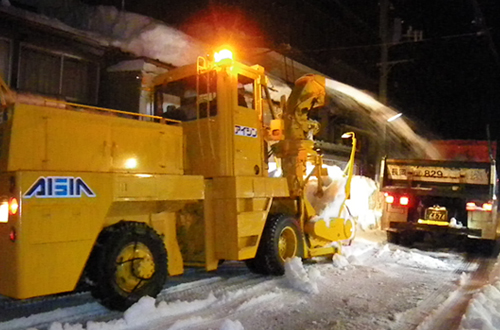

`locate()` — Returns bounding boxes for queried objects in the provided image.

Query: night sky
[80,0,500,141]
[388,0,500,141]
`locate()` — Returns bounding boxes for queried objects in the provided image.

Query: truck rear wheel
[386,231,401,244]
[89,221,167,310]
[246,214,304,276]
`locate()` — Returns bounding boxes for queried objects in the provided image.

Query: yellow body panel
[0,170,203,299]
[208,176,288,260]
[305,217,354,243]
[8,103,184,174]
[0,100,204,299]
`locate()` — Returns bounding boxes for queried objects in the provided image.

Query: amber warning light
[9,197,18,215]
[214,49,233,64]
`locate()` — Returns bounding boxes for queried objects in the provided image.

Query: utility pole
[379,0,389,105]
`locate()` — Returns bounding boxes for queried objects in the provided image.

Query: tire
[466,238,499,257]
[246,214,304,276]
[386,231,400,244]
[89,221,167,310]
[244,257,268,275]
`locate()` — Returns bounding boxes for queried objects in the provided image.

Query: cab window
[156,71,217,121]
[237,74,254,109]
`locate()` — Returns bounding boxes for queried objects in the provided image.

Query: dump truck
[380,140,499,246]
[0,49,356,310]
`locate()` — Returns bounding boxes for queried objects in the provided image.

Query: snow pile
[0,303,107,330]
[391,249,455,270]
[284,257,319,294]
[43,293,218,330]
[332,253,350,268]
[220,319,245,330]
[347,175,380,230]
[339,238,457,272]
[343,238,380,263]
[305,165,380,231]
[305,165,346,221]
[459,280,500,330]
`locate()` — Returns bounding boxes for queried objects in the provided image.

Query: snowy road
[0,230,497,330]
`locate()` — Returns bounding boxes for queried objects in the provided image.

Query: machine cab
[152,52,268,179]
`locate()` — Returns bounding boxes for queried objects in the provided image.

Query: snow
[460,279,500,330]
[89,6,207,68]
[0,235,474,330]
[283,257,319,294]
[304,164,381,231]
[325,78,440,159]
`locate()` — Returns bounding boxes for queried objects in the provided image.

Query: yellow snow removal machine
[0,48,356,310]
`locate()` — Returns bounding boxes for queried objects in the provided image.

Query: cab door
[232,67,264,177]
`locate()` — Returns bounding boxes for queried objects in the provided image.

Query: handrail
[30,98,182,125]
[0,76,15,107]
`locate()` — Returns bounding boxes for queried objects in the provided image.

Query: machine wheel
[246,214,304,276]
[89,221,167,310]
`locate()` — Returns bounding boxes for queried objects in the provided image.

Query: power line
[302,31,486,53]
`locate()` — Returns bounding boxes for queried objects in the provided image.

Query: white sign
[234,125,257,138]
[387,165,489,185]
[24,176,96,198]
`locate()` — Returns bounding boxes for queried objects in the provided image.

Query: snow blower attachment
[271,74,357,256]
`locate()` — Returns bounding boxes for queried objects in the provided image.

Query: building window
[0,38,11,84]
[62,56,98,103]
[18,44,98,104]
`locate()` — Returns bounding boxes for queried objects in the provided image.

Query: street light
[384,113,403,157]
[387,112,403,122]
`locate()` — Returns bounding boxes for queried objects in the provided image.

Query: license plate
[425,209,448,221]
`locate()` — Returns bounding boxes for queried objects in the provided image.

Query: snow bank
[339,238,458,271]
[459,280,500,330]
[391,249,455,270]
[220,319,244,330]
[41,293,217,330]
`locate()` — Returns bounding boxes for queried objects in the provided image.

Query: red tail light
[9,228,16,242]
[9,197,18,215]
[482,203,493,211]
[466,202,476,211]
[466,202,493,212]
[400,196,409,206]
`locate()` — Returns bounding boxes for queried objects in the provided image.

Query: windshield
[155,71,217,121]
